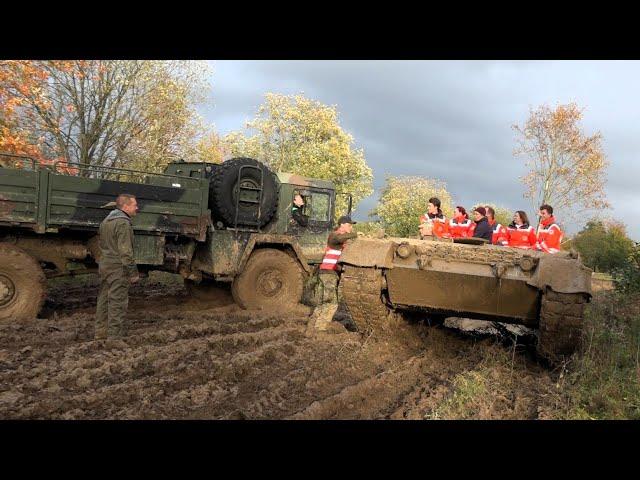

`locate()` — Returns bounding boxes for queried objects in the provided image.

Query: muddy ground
[0,274,564,419]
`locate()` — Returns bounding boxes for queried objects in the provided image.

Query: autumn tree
[373,175,453,237]
[222,93,373,215]
[570,219,635,273]
[119,61,211,173]
[0,61,49,162]
[513,103,609,222]
[195,130,225,164]
[0,60,211,174]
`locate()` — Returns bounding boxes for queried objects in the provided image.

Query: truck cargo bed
[0,161,210,240]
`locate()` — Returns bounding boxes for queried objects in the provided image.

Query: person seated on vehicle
[486,206,496,228]
[536,204,563,254]
[291,193,309,227]
[470,206,492,242]
[419,197,449,239]
[506,210,537,249]
[448,206,473,239]
[484,206,508,246]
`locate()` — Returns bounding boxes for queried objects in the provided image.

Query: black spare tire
[209,157,279,228]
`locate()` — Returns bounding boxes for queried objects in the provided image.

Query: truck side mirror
[336,192,353,216]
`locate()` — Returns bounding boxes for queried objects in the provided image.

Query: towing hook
[493,263,507,279]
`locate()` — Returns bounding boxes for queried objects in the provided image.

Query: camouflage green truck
[0,153,343,321]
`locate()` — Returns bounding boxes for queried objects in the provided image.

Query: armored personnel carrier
[338,237,592,362]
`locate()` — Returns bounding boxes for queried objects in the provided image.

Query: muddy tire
[232,249,304,310]
[340,265,394,336]
[184,278,230,302]
[0,243,46,322]
[86,235,101,263]
[537,288,588,363]
[209,157,279,228]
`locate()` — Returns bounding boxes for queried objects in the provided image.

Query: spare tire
[209,157,279,228]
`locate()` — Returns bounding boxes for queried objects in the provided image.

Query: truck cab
[162,160,340,265]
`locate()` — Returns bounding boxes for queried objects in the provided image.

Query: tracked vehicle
[338,237,592,361]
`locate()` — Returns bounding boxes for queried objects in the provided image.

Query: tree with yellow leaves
[373,175,453,237]
[513,103,609,222]
[471,202,513,227]
[194,130,225,164]
[222,93,373,216]
[120,61,212,173]
[0,60,211,173]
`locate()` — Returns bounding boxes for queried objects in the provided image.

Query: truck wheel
[340,265,394,336]
[0,243,46,322]
[536,287,589,364]
[210,157,279,228]
[231,249,304,310]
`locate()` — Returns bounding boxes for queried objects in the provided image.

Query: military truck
[0,153,345,322]
[338,237,592,362]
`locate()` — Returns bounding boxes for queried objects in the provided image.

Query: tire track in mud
[210,322,433,419]
[1,280,551,420]
[54,337,299,419]
[288,354,432,419]
[0,310,286,350]
[286,328,484,420]
[0,309,309,419]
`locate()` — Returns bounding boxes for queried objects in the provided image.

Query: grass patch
[428,292,640,419]
[428,343,546,420]
[592,272,613,281]
[550,292,640,419]
[430,369,490,419]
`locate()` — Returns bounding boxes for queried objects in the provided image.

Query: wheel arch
[237,234,312,277]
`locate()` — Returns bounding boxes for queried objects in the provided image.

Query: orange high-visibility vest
[319,245,344,271]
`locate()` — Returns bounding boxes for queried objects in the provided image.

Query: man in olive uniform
[95,194,140,340]
[306,215,358,333]
[291,193,309,227]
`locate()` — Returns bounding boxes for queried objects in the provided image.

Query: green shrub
[612,243,640,294]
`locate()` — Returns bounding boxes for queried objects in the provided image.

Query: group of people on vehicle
[418,197,563,254]
[307,196,564,332]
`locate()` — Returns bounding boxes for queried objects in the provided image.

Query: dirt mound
[0,278,561,419]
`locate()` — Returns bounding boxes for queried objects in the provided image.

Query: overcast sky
[197,60,640,240]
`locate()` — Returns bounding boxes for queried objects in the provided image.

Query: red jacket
[536,216,563,253]
[420,212,450,238]
[506,224,537,249]
[448,216,473,239]
[491,223,509,246]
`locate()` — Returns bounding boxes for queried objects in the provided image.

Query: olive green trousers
[95,265,130,339]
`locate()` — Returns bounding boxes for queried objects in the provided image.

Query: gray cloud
[200,60,640,240]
